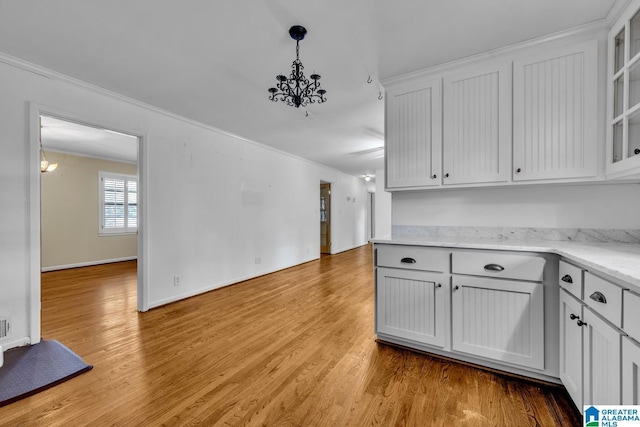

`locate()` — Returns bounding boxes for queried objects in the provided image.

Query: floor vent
[0,317,10,339]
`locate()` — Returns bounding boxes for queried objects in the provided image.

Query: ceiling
[0,0,617,179]
[40,115,138,164]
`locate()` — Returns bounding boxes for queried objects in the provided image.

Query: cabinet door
[386,78,442,189]
[559,289,584,409]
[583,308,622,405]
[376,267,446,348]
[607,2,640,178]
[443,62,511,185]
[513,41,598,181]
[622,337,640,405]
[451,276,544,369]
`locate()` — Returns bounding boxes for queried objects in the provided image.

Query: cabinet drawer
[376,245,449,272]
[584,272,624,328]
[624,291,640,341]
[559,260,583,299]
[452,251,545,281]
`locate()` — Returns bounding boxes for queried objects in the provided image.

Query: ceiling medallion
[268,25,327,109]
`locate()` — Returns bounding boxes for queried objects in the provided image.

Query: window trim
[99,171,138,236]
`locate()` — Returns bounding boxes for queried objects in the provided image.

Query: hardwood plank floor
[0,245,581,426]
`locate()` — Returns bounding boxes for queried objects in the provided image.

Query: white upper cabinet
[386,78,442,189]
[442,62,511,185]
[513,41,599,181]
[382,25,610,191]
[608,0,640,178]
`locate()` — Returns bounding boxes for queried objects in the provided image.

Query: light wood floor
[1,245,580,426]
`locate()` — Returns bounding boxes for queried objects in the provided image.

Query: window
[99,171,137,235]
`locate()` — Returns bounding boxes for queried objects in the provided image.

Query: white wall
[393,184,640,229]
[0,56,368,349]
[375,168,392,237]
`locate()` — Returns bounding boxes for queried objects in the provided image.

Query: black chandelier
[268,25,327,108]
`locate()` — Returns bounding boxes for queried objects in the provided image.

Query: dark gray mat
[0,339,92,407]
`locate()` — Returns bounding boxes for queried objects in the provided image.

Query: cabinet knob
[454,285,459,291]
[444,173,450,178]
[561,274,573,284]
[577,320,587,327]
[436,283,442,288]
[589,291,607,304]
[400,257,416,264]
[635,148,640,155]
[569,313,579,320]
[515,168,522,173]
[431,174,437,179]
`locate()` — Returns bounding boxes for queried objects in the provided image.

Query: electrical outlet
[173,275,181,286]
[255,257,262,265]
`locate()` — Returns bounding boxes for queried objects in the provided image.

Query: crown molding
[381,20,607,87]
[0,51,354,177]
[606,0,633,26]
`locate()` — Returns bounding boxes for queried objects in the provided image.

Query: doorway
[30,104,146,343]
[320,182,331,254]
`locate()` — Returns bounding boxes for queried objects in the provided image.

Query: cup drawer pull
[561,274,573,284]
[590,291,607,304]
[400,257,416,264]
[484,263,505,272]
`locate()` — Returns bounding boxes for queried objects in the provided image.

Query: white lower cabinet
[622,337,640,405]
[559,289,584,408]
[375,244,557,381]
[583,307,622,405]
[451,276,544,370]
[376,267,446,348]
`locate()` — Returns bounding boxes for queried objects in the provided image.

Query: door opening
[30,106,145,343]
[320,182,331,254]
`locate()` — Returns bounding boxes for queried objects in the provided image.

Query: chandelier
[268,25,326,108]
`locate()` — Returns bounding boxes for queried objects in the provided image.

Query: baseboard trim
[148,256,319,310]
[330,242,369,255]
[41,256,137,272]
[0,337,32,355]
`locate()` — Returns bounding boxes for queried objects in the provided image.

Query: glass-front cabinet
[608,2,640,177]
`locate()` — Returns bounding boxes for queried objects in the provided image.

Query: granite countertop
[371,235,640,292]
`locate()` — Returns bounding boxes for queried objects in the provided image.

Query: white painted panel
[451,276,544,369]
[513,40,598,181]
[376,268,446,348]
[583,307,622,405]
[622,336,640,405]
[374,167,391,238]
[559,289,584,409]
[559,260,584,300]
[443,62,511,185]
[376,244,449,272]
[386,78,441,189]
[624,290,640,342]
[584,272,624,328]
[452,250,545,281]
